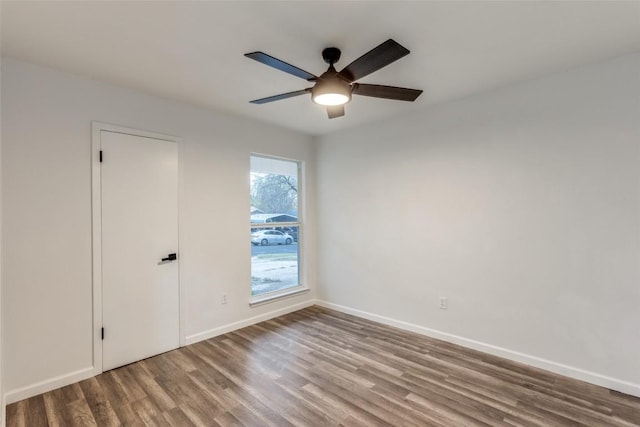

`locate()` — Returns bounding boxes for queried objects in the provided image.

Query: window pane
[250,175,297,217]
[250,226,299,296]
[250,155,300,297]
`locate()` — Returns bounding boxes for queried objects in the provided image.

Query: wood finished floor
[7,306,640,426]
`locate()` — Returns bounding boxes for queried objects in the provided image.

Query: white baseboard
[5,367,95,405]
[6,300,637,409]
[3,300,315,407]
[185,299,315,345]
[316,300,640,398]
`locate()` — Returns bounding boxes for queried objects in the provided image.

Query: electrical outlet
[439,297,447,310]
[221,294,228,305]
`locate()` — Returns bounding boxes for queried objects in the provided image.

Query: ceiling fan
[245,39,423,119]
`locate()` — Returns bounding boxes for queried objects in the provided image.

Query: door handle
[161,253,177,262]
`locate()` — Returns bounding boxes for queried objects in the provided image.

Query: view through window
[250,155,301,297]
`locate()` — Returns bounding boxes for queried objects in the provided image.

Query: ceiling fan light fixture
[313,93,350,106]
[312,78,352,106]
[246,39,422,118]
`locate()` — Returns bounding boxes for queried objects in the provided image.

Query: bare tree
[251,174,298,214]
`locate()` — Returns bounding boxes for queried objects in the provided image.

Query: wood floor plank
[78,377,120,427]
[130,396,162,426]
[65,398,98,427]
[212,411,243,427]
[127,361,177,412]
[24,396,48,426]
[96,371,144,425]
[154,373,224,422]
[178,402,219,426]
[44,387,76,426]
[7,306,640,427]
[6,399,26,427]
[204,342,336,426]
[161,406,197,427]
[42,393,65,427]
[111,365,146,402]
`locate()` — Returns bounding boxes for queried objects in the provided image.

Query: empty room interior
[1,1,640,426]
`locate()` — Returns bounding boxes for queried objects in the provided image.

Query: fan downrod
[322,47,341,65]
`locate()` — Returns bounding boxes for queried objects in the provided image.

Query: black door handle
[161,253,177,262]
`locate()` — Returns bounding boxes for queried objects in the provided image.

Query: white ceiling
[2,1,640,136]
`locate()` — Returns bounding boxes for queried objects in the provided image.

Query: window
[250,155,302,298]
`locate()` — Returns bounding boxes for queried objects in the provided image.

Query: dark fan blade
[338,39,410,82]
[327,105,345,119]
[245,52,317,81]
[353,84,422,101]
[250,89,310,104]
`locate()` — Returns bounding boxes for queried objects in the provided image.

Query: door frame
[91,121,185,375]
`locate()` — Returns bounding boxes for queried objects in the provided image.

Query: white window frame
[249,154,308,306]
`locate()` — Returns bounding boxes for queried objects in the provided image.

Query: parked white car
[251,230,293,246]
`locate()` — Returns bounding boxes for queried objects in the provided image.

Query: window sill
[249,286,310,308]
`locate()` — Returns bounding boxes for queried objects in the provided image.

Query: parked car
[251,230,293,246]
[277,227,298,242]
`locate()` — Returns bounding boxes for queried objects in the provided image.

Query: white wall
[2,51,639,407]
[316,53,640,395]
[0,54,4,426]
[0,58,316,399]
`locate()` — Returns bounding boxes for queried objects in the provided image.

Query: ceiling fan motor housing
[322,47,341,65]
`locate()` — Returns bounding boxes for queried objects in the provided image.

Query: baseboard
[3,300,315,407]
[6,300,637,408]
[316,300,640,398]
[4,367,95,405]
[185,299,316,345]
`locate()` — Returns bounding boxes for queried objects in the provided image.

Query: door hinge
[99,150,103,163]
[101,327,105,340]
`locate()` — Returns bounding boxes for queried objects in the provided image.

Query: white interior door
[101,130,179,371]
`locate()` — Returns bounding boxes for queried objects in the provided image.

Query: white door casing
[96,126,180,371]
